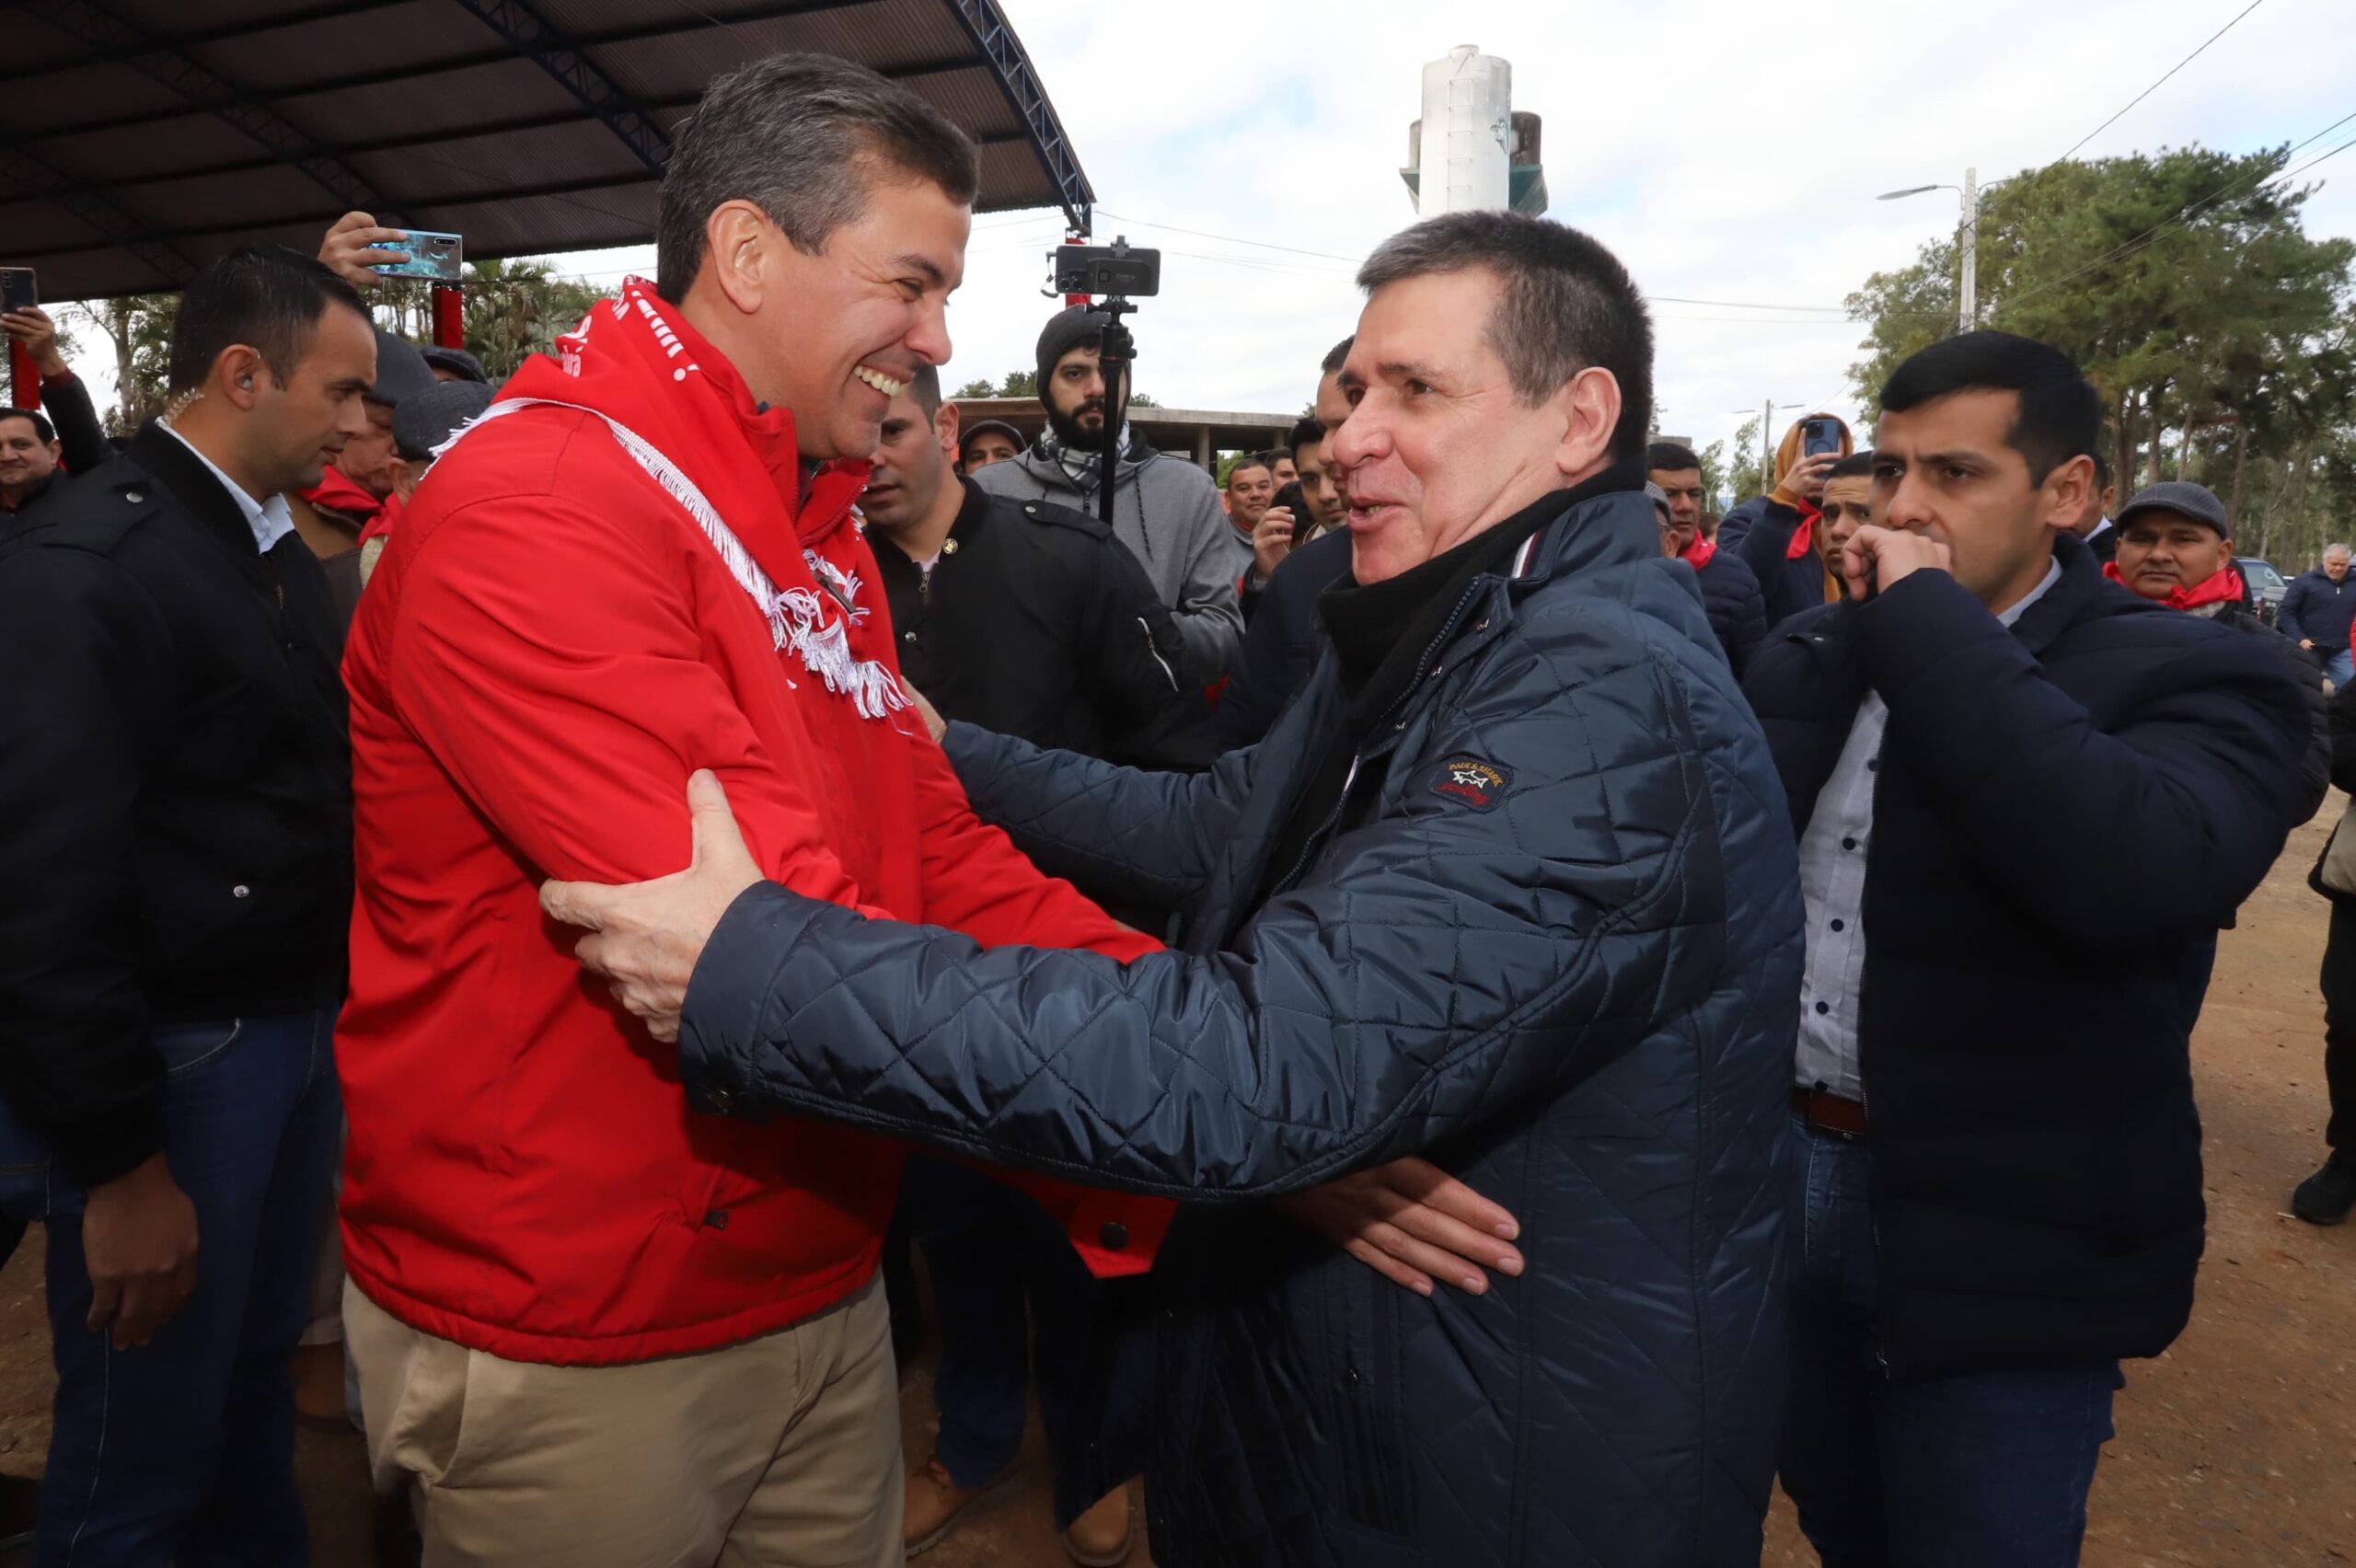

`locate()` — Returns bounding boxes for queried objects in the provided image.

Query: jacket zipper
[1271,578,1492,896]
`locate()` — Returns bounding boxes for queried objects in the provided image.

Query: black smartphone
[1801,417,1842,458]
[0,268,35,315]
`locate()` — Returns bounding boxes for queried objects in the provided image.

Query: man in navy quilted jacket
[547,211,1805,1567]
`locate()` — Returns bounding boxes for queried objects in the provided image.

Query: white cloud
[49,0,2356,476]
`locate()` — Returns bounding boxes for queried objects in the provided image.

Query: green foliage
[1126,392,1159,408]
[1695,438,1735,517]
[1847,144,2356,564]
[953,377,999,399]
[997,370,1037,398]
[1722,417,1765,508]
[453,259,608,382]
[76,295,179,436]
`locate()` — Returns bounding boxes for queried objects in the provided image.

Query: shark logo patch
[1431,755,1512,811]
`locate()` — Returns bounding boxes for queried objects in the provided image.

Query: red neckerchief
[2104,559,2246,612]
[303,465,384,526]
[357,490,403,548]
[497,279,894,709]
[1680,535,1717,569]
[1785,502,1820,560]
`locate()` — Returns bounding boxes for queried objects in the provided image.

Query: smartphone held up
[371,230,464,283]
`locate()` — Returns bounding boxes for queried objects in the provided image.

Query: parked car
[2238,557,2289,627]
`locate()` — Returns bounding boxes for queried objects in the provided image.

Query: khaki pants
[345,1275,901,1568]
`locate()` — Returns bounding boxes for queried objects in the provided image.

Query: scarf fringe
[443,396,906,721]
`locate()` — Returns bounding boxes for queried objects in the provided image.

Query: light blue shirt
[157,421,294,553]
[1794,558,2064,1099]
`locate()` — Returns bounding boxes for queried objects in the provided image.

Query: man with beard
[971,306,1242,681]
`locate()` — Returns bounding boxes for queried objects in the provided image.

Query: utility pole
[1762,399,1776,486]
[1958,167,1978,332]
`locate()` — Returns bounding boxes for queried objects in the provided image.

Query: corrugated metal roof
[0,0,1092,301]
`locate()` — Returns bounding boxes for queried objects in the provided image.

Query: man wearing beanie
[288,327,435,627]
[970,305,1242,681]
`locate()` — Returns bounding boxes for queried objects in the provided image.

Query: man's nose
[908,296,952,368]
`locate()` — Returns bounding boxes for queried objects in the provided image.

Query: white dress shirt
[157,421,295,553]
[1794,559,2064,1099]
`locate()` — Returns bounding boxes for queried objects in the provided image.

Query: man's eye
[1405,379,1432,396]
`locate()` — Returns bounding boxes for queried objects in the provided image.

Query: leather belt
[1792,1086,1867,1138]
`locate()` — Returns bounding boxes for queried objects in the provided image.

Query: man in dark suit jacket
[0,247,374,1563]
[1746,332,2309,1567]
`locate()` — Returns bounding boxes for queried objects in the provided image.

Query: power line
[1093,207,1363,265]
[2050,0,2270,166]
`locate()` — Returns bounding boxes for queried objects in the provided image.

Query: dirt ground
[0,808,2346,1566]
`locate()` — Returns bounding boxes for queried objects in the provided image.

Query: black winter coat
[1216,525,1352,750]
[680,486,1803,1566]
[1743,535,2310,1376]
[872,477,1207,767]
[2279,565,2356,655]
[2196,595,2329,823]
[1717,493,1830,630]
[1692,547,1769,677]
[0,424,352,1185]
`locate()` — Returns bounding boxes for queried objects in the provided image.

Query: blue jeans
[0,1009,341,1567]
[898,1156,1097,1488]
[1779,1114,2122,1568]
[2327,648,2353,689]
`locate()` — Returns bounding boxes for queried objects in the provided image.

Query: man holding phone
[2,296,113,505]
[1718,411,1855,630]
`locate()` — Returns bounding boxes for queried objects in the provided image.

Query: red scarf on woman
[1785,502,1820,560]
[2104,560,2246,612]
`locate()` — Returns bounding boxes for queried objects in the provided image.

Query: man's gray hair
[1356,212,1655,462]
[2327,543,2352,559]
[656,53,979,302]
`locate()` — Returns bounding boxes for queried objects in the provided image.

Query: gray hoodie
[971,434,1242,683]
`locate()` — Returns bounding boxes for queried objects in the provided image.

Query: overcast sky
[57,0,2356,469]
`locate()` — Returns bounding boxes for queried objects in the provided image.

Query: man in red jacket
[339,52,1503,1568]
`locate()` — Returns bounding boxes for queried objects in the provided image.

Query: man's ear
[2043,454,2095,533]
[704,201,774,316]
[934,399,962,461]
[214,344,268,410]
[1552,367,1621,480]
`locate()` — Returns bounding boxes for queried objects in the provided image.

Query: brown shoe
[903,1453,1019,1558]
[1062,1486,1133,1567]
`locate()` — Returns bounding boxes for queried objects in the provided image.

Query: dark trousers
[1779,1114,2122,1568]
[898,1155,1097,1489]
[0,1009,341,1567]
[2322,899,2356,1151]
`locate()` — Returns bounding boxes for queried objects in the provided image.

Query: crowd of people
[0,43,2344,1568]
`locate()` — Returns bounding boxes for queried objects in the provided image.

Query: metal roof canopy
[0,0,1094,302]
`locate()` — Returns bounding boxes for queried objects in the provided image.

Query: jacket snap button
[232,884,251,899]
[903,630,917,642]
[942,538,959,555]
[710,1087,733,1111]
[1097,1220,1129,1251]
[1474,618,1488,631]
[124,490,144,504]
[704,1209,729,1230]
[1344,1366,1362,1389]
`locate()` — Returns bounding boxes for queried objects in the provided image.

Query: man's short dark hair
[1288,416,1323,459]
[1828,451,1876,481]
[1321,336,1355,375]
[1260,446,1291,471]
[1878,330,2100,486]
[0,407,56,445]
[1225,455,1271,490]
[656,52,979,303]
[1647,441,1701,474]
[907,363,942,419]
[1357,213,1654,463]
[166,247,368,396]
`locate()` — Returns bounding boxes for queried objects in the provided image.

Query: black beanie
[1034,305,1106,405]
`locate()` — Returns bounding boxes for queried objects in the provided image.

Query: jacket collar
[126,420,275,561]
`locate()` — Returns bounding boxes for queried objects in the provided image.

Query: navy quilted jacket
[1692,548,1770,678]
[680,488,1804,1566]
[1717,494,1828,631]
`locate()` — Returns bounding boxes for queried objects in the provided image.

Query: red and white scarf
[441,279,907,721]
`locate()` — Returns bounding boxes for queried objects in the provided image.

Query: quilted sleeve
[678,626,1731,1199]
[941,721,1253,909]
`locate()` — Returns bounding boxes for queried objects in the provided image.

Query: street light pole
[1958,167,1978,332]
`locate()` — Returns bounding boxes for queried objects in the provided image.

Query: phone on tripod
[1051,243,1161,298]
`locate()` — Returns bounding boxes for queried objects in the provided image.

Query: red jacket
[340,283,1167,1366]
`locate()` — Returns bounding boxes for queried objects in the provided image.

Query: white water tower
[1402,45,1548,217]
